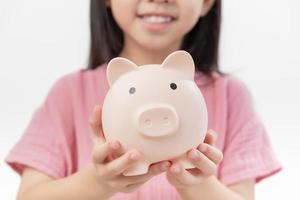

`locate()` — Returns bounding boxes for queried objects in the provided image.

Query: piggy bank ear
[161,51,195,80]
[107,57,138,87]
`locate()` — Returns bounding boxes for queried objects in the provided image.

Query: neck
[119,37,182,66]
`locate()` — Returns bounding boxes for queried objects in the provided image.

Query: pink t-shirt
[5,64,282,199]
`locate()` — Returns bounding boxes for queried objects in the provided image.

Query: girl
[5,0,281,199]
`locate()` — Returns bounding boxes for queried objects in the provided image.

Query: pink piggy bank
[102,50,208,176]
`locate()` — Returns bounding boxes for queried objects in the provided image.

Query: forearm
[177,176,245,200]
[19,164,114,200]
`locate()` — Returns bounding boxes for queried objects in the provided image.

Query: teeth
[141,15,172,24]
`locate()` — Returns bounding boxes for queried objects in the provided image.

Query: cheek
[110,0,137,31]
[178,1,204,31]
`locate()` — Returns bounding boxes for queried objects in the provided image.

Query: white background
[0,0,299,199]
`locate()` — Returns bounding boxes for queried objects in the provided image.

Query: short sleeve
[5,74,75,179]
[218,77,282,186]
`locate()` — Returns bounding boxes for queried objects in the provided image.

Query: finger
[204,129,218,146]
[197,143,223,164]
[92,140,120,164]
[89,105,105,146]
[104,149,143,177]
[105,141,124,162]
[167,163,203,186]
[188,149,217,176]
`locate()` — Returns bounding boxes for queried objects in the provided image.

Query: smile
[137,14,177,32]
[138,15,174,24]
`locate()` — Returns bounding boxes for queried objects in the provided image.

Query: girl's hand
[166,130,223,189]
[89,105,170,195]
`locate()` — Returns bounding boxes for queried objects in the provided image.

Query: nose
[135,104,179,138]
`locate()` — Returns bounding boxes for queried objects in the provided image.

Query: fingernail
[109,141,120,150]
[130,151,141,161]
[191,149,200,160]
[199,144,208,153]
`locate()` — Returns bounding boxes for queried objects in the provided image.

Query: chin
[138,38,176,51]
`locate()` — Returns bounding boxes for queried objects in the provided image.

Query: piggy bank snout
[135,104,179,138]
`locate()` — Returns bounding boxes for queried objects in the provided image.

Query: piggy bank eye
[129,87,136,94]
[170,83,177,90]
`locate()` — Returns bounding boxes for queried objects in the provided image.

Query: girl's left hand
[166,130,223,189]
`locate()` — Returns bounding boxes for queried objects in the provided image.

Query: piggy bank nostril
[163,116,170,125]
[145,119,152,127]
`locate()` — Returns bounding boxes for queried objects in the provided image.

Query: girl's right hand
[89,105,171,195]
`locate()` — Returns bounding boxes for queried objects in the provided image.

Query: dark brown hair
[88,0,222,75]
